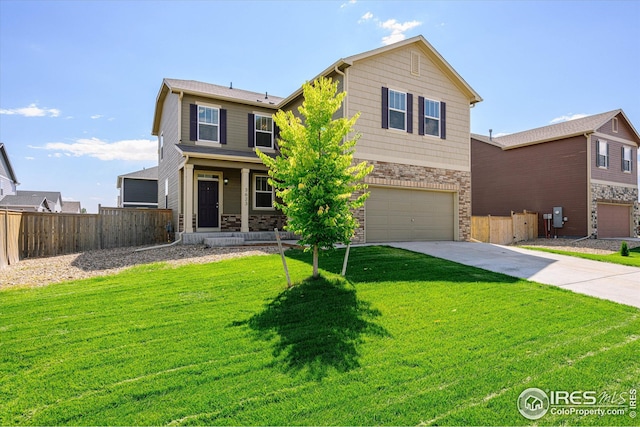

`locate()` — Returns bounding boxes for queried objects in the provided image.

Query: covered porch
[176,147,286,234]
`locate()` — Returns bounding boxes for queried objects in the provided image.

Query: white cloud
[550,113,589,124]
[34,137,157,161]
[25,156,35,160]
[340,0,356,8]
[90,114,103,119]
[0,103,60,117]
[379,19,422,45]
[359,11,374,23]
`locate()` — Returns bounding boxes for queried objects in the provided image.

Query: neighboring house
[15,191,63,213]
[61,201,82,213]
[0,143,19,200]
[116,166,159,208]
[471,109,640,238]
[152,35,482,242]
[0,194,52,212]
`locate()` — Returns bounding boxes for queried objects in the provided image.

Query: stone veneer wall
[591,183,640,236]
[352,159,472,243]
[180,213,287,232]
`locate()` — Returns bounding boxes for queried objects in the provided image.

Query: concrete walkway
[387,241,640,309]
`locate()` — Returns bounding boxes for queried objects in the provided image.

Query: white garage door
[366,187,455,242]
[598,203,631,238]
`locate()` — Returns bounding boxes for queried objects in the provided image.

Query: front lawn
[523,245,640,267]
[1,246,638,426]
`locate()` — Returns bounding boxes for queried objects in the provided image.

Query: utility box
[553,206,563,228]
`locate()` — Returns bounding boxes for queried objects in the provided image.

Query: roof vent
[265,91,268,99]
[230,82,233,89]
[489,129,493,141]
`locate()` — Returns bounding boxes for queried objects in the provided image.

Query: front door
[198,180,219,228]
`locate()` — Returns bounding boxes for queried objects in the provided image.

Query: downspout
[178,91,184,143]
[334,65,347,118]
[585,132,595,238]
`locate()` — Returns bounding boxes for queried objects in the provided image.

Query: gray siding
[157,92,182,225]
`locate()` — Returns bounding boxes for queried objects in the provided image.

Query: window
[254,175,274,209]
[623,146,633,172]
[198,106,219,142]
[596,140,609,168]
[255,114,273,148]
[423,99,441,137]
[388,90,406,131]
[612,117,619,133]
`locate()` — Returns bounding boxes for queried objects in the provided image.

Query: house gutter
[585,131,594,236]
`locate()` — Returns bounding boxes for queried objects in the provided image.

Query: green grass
[523,245,640,267]
[1,246,639,426]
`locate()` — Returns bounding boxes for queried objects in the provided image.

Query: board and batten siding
[346,46,471,172]
[180,94,278,154]
[157,92,183,223]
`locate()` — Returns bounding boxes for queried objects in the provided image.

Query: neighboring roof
[116,166,158,188]
[16,190,62,203]
[0,143,19,184]
[152,79,283,135]
[473,109,640,149]
[279,34,483,107]
[0,194,50,211]
[61,201,82,213]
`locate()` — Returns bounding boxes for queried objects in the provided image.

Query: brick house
[151,35,482,243]
[471,110,640,238]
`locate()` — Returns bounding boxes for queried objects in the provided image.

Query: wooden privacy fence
[471,211,538,245]
[1,207,173,265]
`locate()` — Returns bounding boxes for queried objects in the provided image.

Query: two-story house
[471,110,640,238]
[152,35,482,243]
[0,143,19,200]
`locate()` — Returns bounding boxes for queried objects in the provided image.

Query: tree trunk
[312,244,319,279]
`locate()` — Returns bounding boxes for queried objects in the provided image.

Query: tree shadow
[234,275,389,380]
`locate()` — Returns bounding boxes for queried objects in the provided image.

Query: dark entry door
[198,180,219,228]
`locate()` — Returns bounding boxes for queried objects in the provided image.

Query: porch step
[182,231,298,245]
[204,237,245,247]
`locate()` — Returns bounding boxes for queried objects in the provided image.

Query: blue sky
[1,0,639,212]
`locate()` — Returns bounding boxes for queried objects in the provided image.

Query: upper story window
[255,114,273,148]
[623,146,633,172]
[388,90,407,131]
[423,98,441,137]
[198,106,219,142]
[596,139,609,168]
[254,174,274,210]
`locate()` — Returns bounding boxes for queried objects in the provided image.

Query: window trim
[253,174,275,211]
[422,97,441,138]
[254,113,274,149]
[596,139,609,169]
[622,146,633,173]
[388,89,407,131]
[197,104,221,144]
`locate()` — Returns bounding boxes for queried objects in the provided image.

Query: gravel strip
[514,238,640,255]
[1,244,283,290]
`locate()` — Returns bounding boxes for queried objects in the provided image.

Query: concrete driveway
[387,241,640,309]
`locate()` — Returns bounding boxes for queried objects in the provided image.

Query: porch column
[241,168,249,232]
[184,163,194,233]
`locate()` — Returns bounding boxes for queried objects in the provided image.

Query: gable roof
[0,143,19,184]
[473,109,640,149]
[116,166,158,189]
[279,34,483,107]
[152,79,283,135]
[61,201,82,213]
[0,194,51,211]
[16,190,63,204]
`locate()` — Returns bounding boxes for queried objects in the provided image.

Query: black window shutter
[622,147,625,171]
[381,87,389,129]
[220,109,227,144]
[606,142,609,167]
[440,101,446,140]
[274,122,280,150]
[406,93,413,134]
[248,113,255,147]
[418,96,425,136]
[189,104,197,141]
[596,140,601,167]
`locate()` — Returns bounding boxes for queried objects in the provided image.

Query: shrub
[620,241,630,257]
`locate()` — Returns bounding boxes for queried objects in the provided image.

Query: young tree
[257,77,373,279]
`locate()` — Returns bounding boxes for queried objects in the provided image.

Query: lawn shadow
[235,275,389,380]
